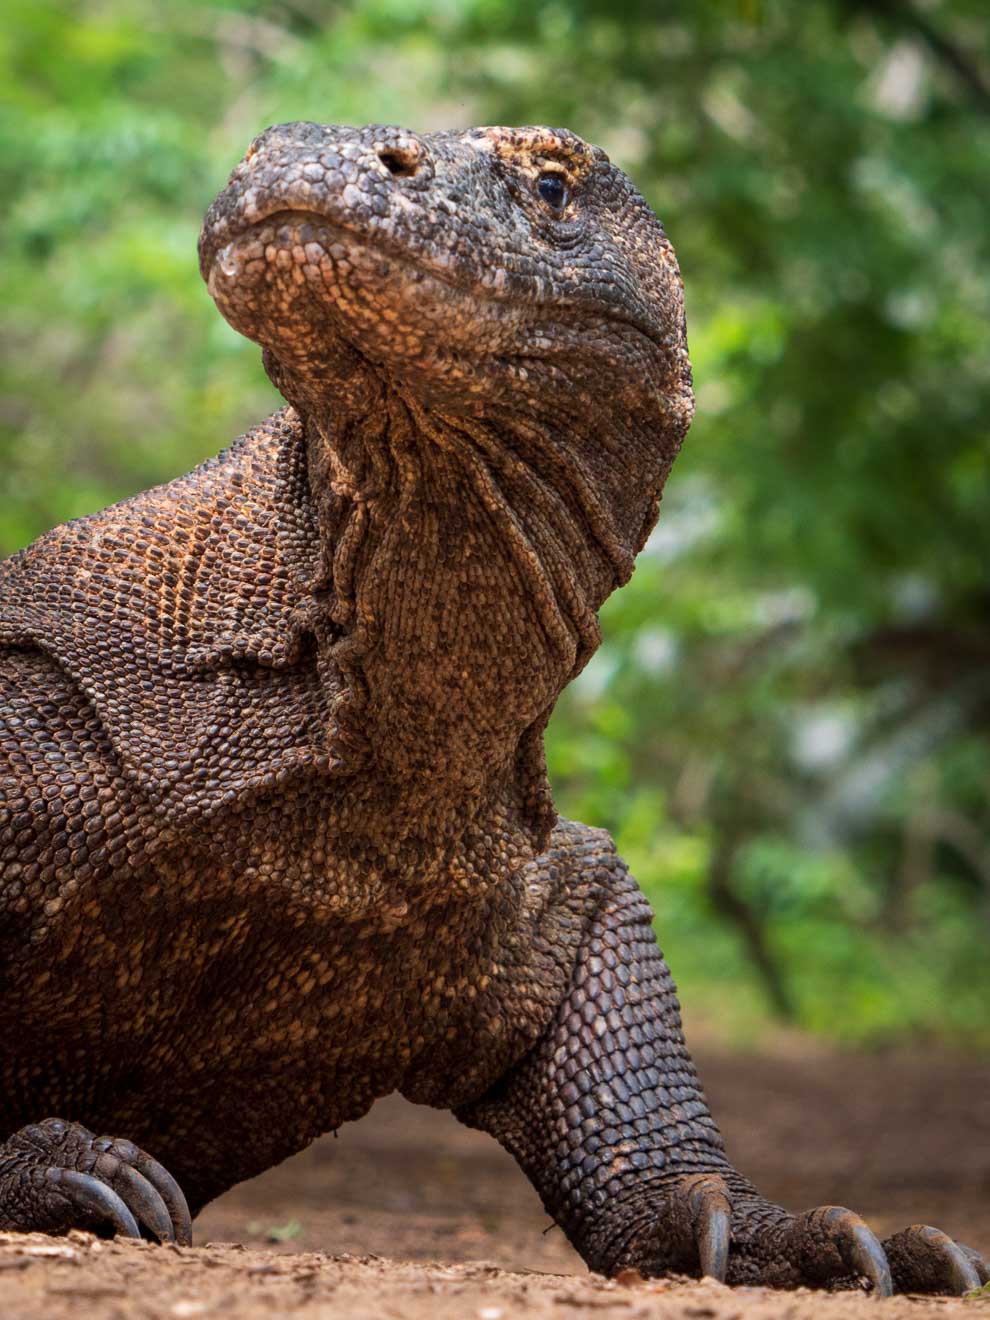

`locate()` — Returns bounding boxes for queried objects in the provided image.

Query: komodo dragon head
[200,122,692,568]
[199,124,694,824]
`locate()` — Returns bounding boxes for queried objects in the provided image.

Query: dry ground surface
[1,1038,988,1319]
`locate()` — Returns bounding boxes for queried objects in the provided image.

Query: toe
[608,1171,733,1280]
[884,1225,983,1295]
[789,1206,892,1295]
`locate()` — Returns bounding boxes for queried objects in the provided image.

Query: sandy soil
[1,1039,988,1319]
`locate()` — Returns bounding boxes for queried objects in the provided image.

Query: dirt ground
[1,1038,988,1319]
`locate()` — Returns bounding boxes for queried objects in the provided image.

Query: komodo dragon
[0,122,986,1295]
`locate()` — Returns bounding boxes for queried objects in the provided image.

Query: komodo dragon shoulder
[0,409,338,825]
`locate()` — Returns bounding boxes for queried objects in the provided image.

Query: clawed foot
[768,1205,987,1296]
[0,1118,191,1245]
[615,1174,989,1296]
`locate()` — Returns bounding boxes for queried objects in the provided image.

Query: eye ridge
[536,171,569,210]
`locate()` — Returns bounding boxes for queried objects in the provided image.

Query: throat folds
[299,392,627,847]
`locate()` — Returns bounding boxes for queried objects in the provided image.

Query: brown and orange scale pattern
[0,122,984,1295]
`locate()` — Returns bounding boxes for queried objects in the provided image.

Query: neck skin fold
[292,387,621,850]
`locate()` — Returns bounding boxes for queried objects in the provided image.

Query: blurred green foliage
[2,0,988,1045]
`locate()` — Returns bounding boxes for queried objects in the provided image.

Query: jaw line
[206,207,463,300]
[204,197,665,351]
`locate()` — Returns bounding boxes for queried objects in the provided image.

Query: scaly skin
[0,122,985,1293]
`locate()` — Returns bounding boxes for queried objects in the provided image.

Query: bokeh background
[3,0,988,1047]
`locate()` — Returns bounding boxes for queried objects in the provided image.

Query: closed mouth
[203,206,509,319]
[202,207,373,277]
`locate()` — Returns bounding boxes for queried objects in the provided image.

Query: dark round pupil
[537,173,567,208]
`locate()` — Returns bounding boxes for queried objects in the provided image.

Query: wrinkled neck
[299,392,622,840]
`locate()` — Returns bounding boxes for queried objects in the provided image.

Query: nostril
[376,143,422,178]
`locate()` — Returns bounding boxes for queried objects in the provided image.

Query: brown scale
[0,121,984,1294]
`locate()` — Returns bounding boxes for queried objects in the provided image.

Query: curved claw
[47,1168,141,1239]
[938,1240,981,1295]
[112,1162,175,1243]
[96,1137,192,1246]
[681,1173,732,1282]
[884,1225,983,1295]
[958,1242,990,1287]
[843,1218,894,1298]
[130,1151,193,1246]
[698,1202,731,1282]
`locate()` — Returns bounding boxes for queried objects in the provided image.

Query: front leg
[456,844,988,1295]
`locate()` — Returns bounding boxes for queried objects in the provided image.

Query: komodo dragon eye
[536,171,568,210]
